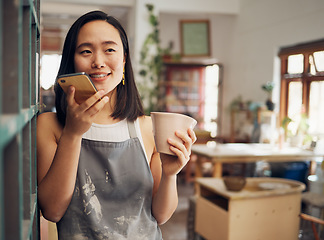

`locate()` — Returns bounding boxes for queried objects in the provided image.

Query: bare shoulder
[138,115,152,129]
[37,112,60,127]
[138,115,156,158]
[138,115,153,138]
[37,112,62,143]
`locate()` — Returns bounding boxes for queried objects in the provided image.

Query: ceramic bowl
[223,176,246,191]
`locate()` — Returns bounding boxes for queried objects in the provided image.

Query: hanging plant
[138,4,171,114]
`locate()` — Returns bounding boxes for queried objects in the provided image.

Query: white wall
[159,13,237,61]
[131,0,239,71]
[222,0,324,136]
[157,0,239,14]
[158,0,324,136]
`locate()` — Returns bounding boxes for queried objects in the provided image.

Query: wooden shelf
[160,63,209,119]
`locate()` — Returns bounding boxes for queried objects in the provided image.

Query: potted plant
[261,81,275,111]
[281,112,311,147]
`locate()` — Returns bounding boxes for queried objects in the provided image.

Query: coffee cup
[151,112,197,155]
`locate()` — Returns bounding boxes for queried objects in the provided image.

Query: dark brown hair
[54,11,144,126]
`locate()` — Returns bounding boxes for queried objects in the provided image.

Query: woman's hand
[64,86,108,137]
[159,128,197,176]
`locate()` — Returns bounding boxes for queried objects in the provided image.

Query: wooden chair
[299,213,324,240]
[300,191,324,240]
[184,130,222,183]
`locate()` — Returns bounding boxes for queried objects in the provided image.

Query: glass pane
[309,55,316,75]
[287,54,304,74]
[309,81,324,135]
[287,81,303,134]
[40,54,62,90]
[204,64,219,136]
[314,51,324,72]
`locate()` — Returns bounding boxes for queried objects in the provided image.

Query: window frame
[278,39,324,127]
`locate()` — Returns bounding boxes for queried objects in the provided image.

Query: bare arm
[150,127,196,225]
[37,114,83,222]
[37,87,108,222]
[151,152,178,225]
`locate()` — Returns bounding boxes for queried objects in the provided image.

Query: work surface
[195,177,306,200]
[192,143,322,162]
[191,143,324,177]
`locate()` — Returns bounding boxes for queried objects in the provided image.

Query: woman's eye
[106,48,115,53]
[80,50,91,54]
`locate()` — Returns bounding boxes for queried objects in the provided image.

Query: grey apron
[56,121,162,240]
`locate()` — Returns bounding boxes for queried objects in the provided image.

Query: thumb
[66,86,76,105]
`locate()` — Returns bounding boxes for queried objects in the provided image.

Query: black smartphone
[57,72,98,104]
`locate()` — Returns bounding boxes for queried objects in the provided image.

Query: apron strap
[127,121,137,139]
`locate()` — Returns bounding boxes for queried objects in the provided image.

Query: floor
[159,175,322,240]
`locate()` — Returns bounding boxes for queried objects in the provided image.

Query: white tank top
[82,118,149,163]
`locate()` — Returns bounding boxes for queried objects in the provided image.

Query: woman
[37,10,196,239]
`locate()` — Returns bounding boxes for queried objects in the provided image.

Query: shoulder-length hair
[54,10,144,126]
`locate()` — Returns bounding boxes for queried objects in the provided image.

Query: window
[279,39,324,138]
[204,64,221,136]
[40,54,62,90]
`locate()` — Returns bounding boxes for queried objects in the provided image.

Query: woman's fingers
[175,130,194,151]
[167,136,190,160]
[160,128,197,176]
[87,96,109,117]
[188,128,197,144]
[78,90,106,112]
[167,128,197,160]
[67,88,109,116]
[65,87,109,122]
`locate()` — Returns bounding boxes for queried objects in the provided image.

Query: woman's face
[74,20,125,95]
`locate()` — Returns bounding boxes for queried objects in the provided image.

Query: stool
[302,192,324,215]
[301,192,324,239]
[299,213,324,240]
[187,196,204,240]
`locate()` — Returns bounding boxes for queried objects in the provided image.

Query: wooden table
[191,143,324,178]
[195,177,305,240]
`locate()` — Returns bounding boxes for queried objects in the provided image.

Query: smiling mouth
[89,73,109,78]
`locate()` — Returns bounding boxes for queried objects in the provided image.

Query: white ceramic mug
[151,112,197,155]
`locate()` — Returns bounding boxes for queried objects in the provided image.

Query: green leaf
[149,15,158,27]
[261,81,275,93]
[146,4,154,12]
[139,70,147,77]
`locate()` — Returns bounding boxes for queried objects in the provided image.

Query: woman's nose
[92,53,106,68]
